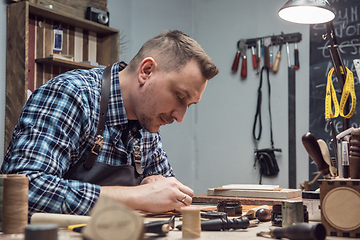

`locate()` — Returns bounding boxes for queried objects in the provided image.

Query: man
[1,30,219,218]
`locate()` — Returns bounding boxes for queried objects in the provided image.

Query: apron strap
[83,65,112,170]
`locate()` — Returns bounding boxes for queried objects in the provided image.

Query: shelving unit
[5,1,119,151]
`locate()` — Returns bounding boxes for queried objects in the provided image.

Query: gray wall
[0,0,311,194]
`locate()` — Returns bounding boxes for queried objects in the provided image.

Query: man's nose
[172,107,187,123]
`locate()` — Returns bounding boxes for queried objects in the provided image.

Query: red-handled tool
[251,46,257,69]
[239,39,247,78]
[231,45,241,72]
[294,42,300,69]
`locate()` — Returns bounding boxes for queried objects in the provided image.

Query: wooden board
[221,184,281,191]
[193,194,302,206]
[207,187,301,199]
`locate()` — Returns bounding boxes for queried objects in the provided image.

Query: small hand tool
[145,216,175,237]
[294,42,300,69]
[256,38,262,74]
[176,216,249,231]
[239,39,247,78]
[273,33,284,73]
[251,46,258,69]
[257,223,326,240]
[231,42,241,72]
[302,132,330,176]
[286,42,291,68]
[263,37,272,68]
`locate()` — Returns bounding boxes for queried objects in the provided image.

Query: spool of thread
[3,174,29,234]
[181,206,201,238]
[25,224,58,240]
[0,174,8,232]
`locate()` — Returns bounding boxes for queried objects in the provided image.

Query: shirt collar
[106,61,130,128]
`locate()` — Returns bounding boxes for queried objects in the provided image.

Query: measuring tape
[325,67,356,120]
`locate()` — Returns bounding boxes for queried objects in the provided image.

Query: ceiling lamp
[278,0,335,24]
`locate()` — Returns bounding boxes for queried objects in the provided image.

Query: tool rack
[238,32,302,49]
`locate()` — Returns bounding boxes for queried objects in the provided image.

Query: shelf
[28,2,118,35]
[35,57,104,70]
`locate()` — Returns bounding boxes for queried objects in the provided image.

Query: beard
[138,113,174,133]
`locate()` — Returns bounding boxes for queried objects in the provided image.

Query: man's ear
[138,57,156,85]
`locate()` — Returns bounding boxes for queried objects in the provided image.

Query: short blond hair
[127,30,219,80]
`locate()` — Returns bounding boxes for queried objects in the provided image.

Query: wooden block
[207,188,301,199]
[319,179,360,238]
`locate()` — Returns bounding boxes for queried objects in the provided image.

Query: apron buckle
[91,135,104,155]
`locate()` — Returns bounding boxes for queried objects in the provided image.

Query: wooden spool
[319,179,360,238]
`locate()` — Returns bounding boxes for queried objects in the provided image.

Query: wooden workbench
[0,218,356,239]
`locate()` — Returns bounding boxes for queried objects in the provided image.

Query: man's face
[136,59,207,133]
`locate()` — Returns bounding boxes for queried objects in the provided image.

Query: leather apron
[63,64,143,186]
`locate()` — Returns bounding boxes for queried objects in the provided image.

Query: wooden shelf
[5,1,119,152]
[35,57,105,69]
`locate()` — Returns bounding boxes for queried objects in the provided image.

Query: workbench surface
[0,220,355,239]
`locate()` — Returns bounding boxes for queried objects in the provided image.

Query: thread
[0,174,7,231]
[25,223,58,240]
[2,174,29,234]
[181,206,201,238]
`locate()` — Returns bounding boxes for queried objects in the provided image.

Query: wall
[0,0,311,193]
[108,0,311,193]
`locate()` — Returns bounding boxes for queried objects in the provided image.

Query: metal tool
[294,42,300,69]
[239,39,247,78]
[145,215,175,237]
[273,33,284,72]
[257,223,326,240]
[177,216,249,231]
[256,38,262,74]
[264,37,271,68]
[251,46,257,69]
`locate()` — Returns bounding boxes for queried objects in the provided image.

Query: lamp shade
[279,0,335,24]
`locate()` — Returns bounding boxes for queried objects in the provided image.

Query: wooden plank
[193,194,302,206]
[220,184,281,191]
[32,0,108,20]
[74,27,83,62]
[207,188,301,199]
[28,16,36,93]
[28,2,117,34]
[5,2,28,151]
[35,57,101,69]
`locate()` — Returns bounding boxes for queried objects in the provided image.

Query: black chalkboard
[309,0,360,189]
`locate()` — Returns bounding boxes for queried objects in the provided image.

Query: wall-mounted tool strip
[242,32,302,49]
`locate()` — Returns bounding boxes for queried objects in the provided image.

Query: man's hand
[140,174,164,185]
[100,177,194,213]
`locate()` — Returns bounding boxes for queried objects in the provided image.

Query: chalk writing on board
[309,0,360,190]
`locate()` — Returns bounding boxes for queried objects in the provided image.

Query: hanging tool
[257,223,326,240]
[251,46,257,70]
[273,33,284,73]
[294,42,300,69]
[256,38,262,74]
[231,42,241,72]
[239,39,247,78]
[263,37,271,68]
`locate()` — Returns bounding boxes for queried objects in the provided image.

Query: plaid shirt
[1,61,174,217]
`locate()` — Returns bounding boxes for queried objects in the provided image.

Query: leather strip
[83,65,112,169]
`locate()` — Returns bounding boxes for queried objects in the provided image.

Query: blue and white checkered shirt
[1,61,174,217]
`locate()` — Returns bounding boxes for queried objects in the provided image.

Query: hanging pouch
[252,67,281,184]
[254,148,281,178]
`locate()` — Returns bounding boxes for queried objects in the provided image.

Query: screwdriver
[257,223,326,240]
[251,46,257,70]
[294,42,300,69]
